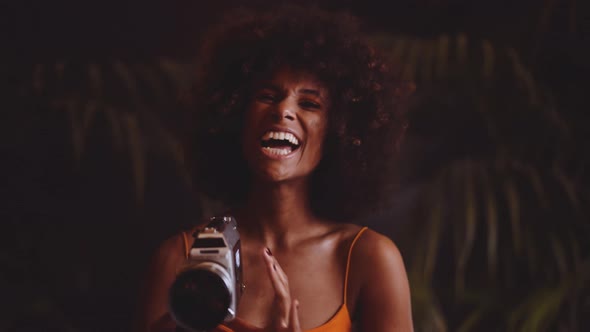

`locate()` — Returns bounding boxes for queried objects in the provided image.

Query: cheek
[311,115,328,142]
[306,116,329,157]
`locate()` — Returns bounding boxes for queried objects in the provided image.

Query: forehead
[258,67,329,98]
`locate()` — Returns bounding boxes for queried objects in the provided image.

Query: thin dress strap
[343,226,368,305]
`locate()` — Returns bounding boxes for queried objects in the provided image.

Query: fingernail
[273,264,277,271]
[265,247,273,256]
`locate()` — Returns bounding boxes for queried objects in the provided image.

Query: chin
[251,164,309,184]
[244,147,316,185]
[256,169,296,183]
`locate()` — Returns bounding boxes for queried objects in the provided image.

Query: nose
[271,102,295,122]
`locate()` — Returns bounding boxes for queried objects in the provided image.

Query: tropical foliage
[372,33,589,331]
[4,0,588,331]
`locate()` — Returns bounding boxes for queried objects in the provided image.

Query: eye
[256,92,277,104]
[299,100,321,110]
[256,93,275,103]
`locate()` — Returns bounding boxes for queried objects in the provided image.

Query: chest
[235,244,347,329]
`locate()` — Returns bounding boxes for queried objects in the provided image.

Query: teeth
[286,133,298,145]
[261,131,300,146]
[263,147,292,155]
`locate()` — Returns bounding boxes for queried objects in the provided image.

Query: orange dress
[154,227,368,332]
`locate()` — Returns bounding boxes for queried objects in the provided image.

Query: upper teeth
[262,131,299,146]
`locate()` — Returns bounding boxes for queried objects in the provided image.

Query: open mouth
[260,131,301,156]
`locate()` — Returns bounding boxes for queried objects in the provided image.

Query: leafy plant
[373,33,589,331]
[10,59,194,203]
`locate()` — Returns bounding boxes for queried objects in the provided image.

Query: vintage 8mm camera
[169,216,243,331]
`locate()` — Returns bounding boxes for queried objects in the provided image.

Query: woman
[137,5,413,332]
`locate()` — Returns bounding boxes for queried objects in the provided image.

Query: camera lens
[169,268,231,331]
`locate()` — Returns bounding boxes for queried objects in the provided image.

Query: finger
[289,299,301,332]
[263,248,291,327]
[263,248,290,298]
[265,248,289,287]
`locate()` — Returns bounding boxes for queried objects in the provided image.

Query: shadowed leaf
[104,107,124,149]
[423,171,447,283]
[504,177,522,255]
[124,114,145,204]
[457,307,484,332]
[456,34,467,64]
[507,48,539,105]
[436,35,449,78]
[481,165,499,278]
[456,161,477,295]
[481,40,495,80]
[420,39,435,83]
[402,39,421,82]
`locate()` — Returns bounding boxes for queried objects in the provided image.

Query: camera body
[169,216,243,331]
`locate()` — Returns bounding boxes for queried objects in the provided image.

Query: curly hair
[187,5,411,221]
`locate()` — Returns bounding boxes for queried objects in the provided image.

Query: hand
[263,248,302,332]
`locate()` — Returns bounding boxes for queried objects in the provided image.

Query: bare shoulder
[353,228,405,268]
[348,228,408,293]
[348,228,414,331]
[331,223,403,262]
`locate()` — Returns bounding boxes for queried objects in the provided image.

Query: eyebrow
[298,88,322,97]
[258,83,326,100]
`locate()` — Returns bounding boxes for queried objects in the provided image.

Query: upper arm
[354,230,413,331]
[134,234,186,332]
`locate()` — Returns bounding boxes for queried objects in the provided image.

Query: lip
[258,126,303,160]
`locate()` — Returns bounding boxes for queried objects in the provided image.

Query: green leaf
[435,35,449,78]
[419,39,435,83]
[457,307,485,332]
[481,164,499,279]
[423,170,447,283]
[456,161,478,295]
[124,114,145,205]
[402,39,422,82]
[550,236,568,280]
[506,48,538,105]
[87,63,102,97]
[553,164,581,215]
[104,107,124,149]
[504,177,522,255]
[481,40,495,80]
[67,99,84,162]
[456,34,468,64]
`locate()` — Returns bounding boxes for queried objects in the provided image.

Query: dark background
[3,1,589,331]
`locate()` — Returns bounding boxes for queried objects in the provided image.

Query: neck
[235,178,318,249]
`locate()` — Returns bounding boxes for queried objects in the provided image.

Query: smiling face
[242,68,329,183]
